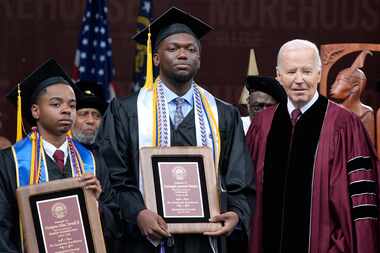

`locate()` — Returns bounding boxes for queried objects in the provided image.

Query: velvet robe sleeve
[330,112,380,253]
[245,107,277,253]
[217,102,255,236]
[96,97,145,225]
[0,148,22,253]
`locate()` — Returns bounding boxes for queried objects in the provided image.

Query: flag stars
[143,1,151,13]
[76,0,114,100]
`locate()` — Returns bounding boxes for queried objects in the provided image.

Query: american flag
[131,0,154,92]
[73,0,115,101]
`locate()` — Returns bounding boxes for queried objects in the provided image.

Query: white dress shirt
[161,82,194,123]
[43,139,68,164]
[287,91,319,116]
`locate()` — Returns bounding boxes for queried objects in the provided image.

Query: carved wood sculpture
[320,43,380,150]
[329,50,375,143]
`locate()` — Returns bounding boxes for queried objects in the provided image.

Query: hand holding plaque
[139,147,222,234]
[16,178,106,253]
[78,173,102,200]
[137,209,170,240]
[203,211,239,236]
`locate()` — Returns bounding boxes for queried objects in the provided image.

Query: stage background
[1,0,380,141]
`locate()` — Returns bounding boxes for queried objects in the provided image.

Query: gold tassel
[144,26,154,90]
[16,83,23,141]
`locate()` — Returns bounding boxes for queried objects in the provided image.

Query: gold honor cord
[144,26,154,90]
[16,83,23,141]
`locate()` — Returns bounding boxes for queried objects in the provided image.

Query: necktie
[53,150,65,173]
[173,97,186,129]
[291,109,302,126]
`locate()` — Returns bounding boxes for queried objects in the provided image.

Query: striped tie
[173,97,186,129]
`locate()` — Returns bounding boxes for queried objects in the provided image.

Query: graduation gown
[247,96,380,253]
[96,93,254,253]
[0,145,118,253]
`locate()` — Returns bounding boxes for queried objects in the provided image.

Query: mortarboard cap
[132,6,213,48]
[75,80,107,114]
[245,76,287,103]
[7,59,75,126]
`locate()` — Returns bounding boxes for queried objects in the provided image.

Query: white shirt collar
[287,91,319,115]
[42,138,68,164]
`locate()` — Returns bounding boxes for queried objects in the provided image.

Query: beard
[170,71,194,83]
[72,128,98,145]
[162,64,199,85]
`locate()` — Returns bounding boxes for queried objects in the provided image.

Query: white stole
[137,80,220,193]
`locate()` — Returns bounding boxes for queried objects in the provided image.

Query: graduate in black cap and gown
[96,6,254,253]
[241,76,286,133]
[73,80,125,252]
[73,80,107,148]
[0,59,117,252]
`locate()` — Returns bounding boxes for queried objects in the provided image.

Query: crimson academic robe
[247,96,380,253]
[96,93,254,253]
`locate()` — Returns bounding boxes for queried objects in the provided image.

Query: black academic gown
[76,141,124,253]
[0,147,117,253]
[96,93,254,253]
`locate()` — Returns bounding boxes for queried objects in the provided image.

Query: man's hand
[78,173,102,200]
[137,209,170,240]
[203,211,239,236]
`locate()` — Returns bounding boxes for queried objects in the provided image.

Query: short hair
[31,88,47,104]
[154,32,202,53]
[276,39,321,71]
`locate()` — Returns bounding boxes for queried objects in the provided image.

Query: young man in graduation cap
[72,80,107,148]
[0,59,117,252]
[96,6,254,253]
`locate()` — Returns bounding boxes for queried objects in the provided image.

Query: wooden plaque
[16,178,106,253]
[139,146,222,234]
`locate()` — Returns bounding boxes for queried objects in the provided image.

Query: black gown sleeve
[93,148,121,237]
[217,102,255,236]
[0,148,22,253]
[96,97,145,225]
